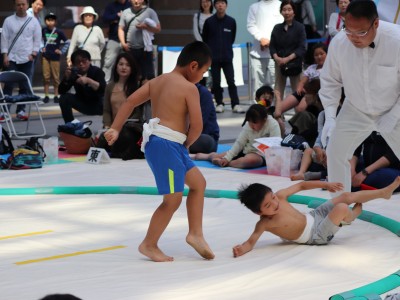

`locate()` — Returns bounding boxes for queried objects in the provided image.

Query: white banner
[161,47,244,88]
[375,0,400,25]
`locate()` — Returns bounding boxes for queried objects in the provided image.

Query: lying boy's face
[258,192,280,216]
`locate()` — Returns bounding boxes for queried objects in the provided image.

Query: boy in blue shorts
[105,41,214,262]
[232,177,400,257]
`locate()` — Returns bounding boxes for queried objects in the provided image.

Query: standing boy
[232,177,400,257]
[41,13,67,103]
[202,0,243,113]
[105,41,215,262]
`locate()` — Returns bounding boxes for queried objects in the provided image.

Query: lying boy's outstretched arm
[233,218,268,258]
[276,181,343,199]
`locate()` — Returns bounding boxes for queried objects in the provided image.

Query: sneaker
[53,96,59,103]
[215,104,225,113]
[232,105,245,113]
[43,96,50,103]
[0,113,9,123]
[16,110,28,121]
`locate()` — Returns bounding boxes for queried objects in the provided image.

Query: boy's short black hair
[45,12,57,20]
[346,0,378,21]
[255,85,274,101]
[214,0,227,5]
[238,183,272,214]
[176,41,212,69]
[71,49,91,64]
[38,294,82,300]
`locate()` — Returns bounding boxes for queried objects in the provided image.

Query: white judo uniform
[319,20,400,193]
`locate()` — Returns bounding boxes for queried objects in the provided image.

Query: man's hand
[3,55,9,68]
[121,42,130,52]
[321,118,336,148]
[325,182,343,193]
[352,172,366,187]
[104,128,119,146]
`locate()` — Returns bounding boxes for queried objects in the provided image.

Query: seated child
[255,85,285,137]
[273,43,327,118]
[193,104,281,169]
[232,177,400,257]
[290,110,327,181]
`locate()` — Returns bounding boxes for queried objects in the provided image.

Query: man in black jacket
[58,49,106,123]
[202,0,243,114]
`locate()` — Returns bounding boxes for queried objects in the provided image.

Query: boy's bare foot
[351,203,363,221]
[290,172,305,181]
[138,242,174,262]
[186,234,215,260]
[381,176,400,199]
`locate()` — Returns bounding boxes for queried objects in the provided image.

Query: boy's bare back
[148,71,202,135]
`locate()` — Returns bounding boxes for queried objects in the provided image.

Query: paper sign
[86,147,110,164]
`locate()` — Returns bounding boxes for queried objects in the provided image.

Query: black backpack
[0,127,14,155]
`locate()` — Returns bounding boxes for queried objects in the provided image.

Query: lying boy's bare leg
[138,193,182,262]
[290,148,314,181]
[328,176,400,225]
[185,167,215,260]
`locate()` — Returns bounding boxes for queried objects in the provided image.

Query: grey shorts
[306,200,340,245]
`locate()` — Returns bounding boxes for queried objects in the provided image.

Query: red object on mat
[360,183,378,190]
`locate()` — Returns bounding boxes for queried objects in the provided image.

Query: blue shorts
[145,135,195,195]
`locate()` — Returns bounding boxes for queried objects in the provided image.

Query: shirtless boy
[105,41,214,262]
[233,177,400,257]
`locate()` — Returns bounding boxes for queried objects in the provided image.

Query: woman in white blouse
[328,0,351,38]
[193,0,213,41]
[67,6,105,67]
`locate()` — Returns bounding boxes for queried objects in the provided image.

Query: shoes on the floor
[232,105,245,113]
[215,104,225,113]
[53,96,59,103]
[16,110,28,121]
[42,96,50,103]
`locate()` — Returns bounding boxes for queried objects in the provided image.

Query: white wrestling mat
[1,159,399,300]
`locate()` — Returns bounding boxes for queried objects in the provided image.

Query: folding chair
[0,70,46,138]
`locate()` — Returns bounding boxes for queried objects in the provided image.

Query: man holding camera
[58,49,106,123]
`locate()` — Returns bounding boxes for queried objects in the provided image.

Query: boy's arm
[184,85,203,148]
[233,218,267,258]
[105,82,150,145]
[276,181,343,199]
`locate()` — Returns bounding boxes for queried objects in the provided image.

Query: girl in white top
[328,0,351,38]
[193,0,213,41]
[67,6,105,67]
[193,104,281,169]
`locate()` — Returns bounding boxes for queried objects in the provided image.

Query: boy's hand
[232,243,252,258]
[104,128,119,146]
[326,182,343,193]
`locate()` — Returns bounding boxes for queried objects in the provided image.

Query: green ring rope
[1,185,399,299]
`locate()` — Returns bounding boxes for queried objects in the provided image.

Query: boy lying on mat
[232,177,400,257]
